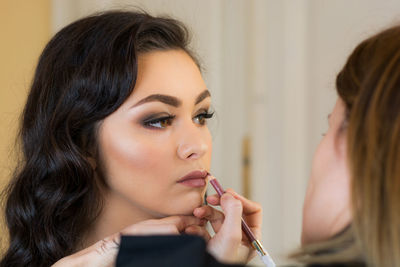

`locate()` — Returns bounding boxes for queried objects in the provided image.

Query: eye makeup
[141,113,176,129]
[139,108,214,129]
[194,110,214,125]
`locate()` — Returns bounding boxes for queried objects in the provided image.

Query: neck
[83,190,156,248]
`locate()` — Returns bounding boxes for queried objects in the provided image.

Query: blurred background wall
[0,0,50,250]
[2,0,400,265]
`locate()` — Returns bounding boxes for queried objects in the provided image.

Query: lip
[177,170,209,188]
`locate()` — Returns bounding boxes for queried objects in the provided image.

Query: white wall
[51,0,400,265]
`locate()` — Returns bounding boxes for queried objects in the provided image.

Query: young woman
[0,11,262,267]
[295,25,400,267]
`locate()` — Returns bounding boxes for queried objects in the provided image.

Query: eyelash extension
[194,111,214,125]
[196,111,214,119]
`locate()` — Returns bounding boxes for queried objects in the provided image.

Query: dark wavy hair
[1,10,197,267]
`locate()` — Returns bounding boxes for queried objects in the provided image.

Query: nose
[176,124,209,160]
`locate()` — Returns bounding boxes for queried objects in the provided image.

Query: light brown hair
[293,25,400,266]
[341,25,400,267]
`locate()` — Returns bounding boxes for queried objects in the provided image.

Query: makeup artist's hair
[0,10,198,267]
[292,25,400,267]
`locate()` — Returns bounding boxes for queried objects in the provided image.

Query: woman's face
[302,98,352,244]
[98,50,212,220]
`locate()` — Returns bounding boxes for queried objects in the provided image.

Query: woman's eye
[194,112,214,125]
[143,116,174,129]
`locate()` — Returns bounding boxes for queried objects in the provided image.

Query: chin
[173,193,205,215]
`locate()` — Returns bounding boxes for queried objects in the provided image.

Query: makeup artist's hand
[188,189,262,264]
[51,215,205,267]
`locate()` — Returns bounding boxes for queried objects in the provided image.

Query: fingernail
[193,208,201,216]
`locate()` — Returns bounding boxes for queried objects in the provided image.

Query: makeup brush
[208,176,276,267]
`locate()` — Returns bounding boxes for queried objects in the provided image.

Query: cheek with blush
[101,132,158,175]
[98,120,174,196]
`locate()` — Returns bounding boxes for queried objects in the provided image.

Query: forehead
[130,50,206,100]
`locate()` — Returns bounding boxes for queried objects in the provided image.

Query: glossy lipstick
[208,175,276,267]
[177,170,208,188]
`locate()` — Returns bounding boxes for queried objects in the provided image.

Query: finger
[206,194,220,205]
[193,206,224,221]
[208,188,262,217]
[185,225,211,242]
[217,193,243,246]
[225,189,262,216]
[193,205,225,233]
[225,189,262,238]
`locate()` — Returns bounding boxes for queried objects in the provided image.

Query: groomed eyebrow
[132,89,211,108]
[132,94,181,108]
[195,90,211,104]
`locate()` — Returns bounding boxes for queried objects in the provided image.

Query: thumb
[218,193,243,246]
